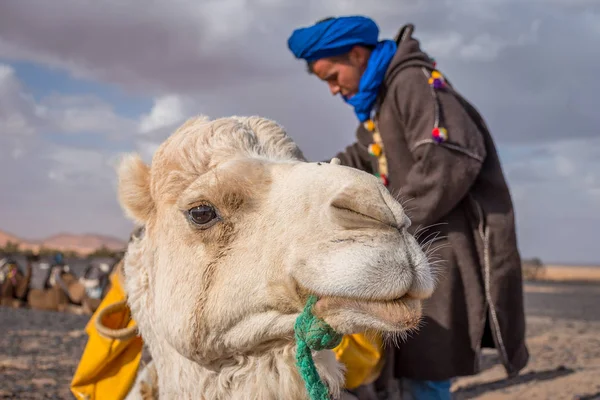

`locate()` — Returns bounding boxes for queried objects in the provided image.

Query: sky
[0,0,599,264]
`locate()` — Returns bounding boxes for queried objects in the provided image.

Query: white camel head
[117,115,435,398]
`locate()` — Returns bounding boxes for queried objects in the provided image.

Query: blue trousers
[403,378,452,400]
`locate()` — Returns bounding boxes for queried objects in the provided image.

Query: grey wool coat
[331,24,529,381]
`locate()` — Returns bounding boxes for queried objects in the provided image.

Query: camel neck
[151,341,344,400]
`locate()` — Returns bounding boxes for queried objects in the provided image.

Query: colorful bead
[368,143,382,157]
[380,174,389,186]
[432,127,448,143]
[428,77,444,88]
[374,173,389,186]
[428,71,445,89]
[365,120,375,132]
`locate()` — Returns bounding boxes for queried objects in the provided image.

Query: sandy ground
[539,265,600,283]
[0,309,89,399]
[1,281,599,399]
[452,282,600,400]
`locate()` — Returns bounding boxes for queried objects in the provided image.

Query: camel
[1,252,116,313]
[78,257,117,313]
[27,255,86,312]
[117,115,436,400]
[0,253,31,307]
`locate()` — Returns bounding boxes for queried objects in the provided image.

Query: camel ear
[117,153,154,225]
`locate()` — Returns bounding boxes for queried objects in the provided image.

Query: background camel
[117,115,437,400]
[0,250,119,314]
[27,255,86,312]
[78,256,118,313]
[0,253,31,307]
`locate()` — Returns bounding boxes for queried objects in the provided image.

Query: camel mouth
[311,293,423,333]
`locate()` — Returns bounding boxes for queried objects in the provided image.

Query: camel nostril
[330,202,397,229]
[329,185,397,229]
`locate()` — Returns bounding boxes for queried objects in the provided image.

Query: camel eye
[187,204,219,228]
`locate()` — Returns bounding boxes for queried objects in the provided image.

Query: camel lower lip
[315,294,411,306]
[314,295,423,329]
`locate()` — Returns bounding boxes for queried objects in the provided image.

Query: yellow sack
[70,269,143,400]
[333,331,384,389]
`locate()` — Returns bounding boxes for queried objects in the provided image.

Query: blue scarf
[343,39,397,122]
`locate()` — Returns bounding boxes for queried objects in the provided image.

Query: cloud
[0,1,598,263]
[421,19,541,62]
[0,63,199,240]
[500,136,600,263]
[0,63,138,238]
[0,0,297,95]
[139,95,186,134]
[38,94,137,137]
[0,64,40,137]
[2,1,595,147]
[0,0,543,93]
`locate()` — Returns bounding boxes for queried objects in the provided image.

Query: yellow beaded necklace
[362,65,449,188]
[364,118,389,187]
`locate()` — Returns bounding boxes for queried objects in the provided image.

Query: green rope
[294,295,343,400]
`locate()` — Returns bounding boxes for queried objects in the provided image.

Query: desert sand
[538,265,600,283]
[452,281,600,400]
[0,281,599,399]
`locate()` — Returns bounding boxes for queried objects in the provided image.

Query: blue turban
[287,16,380,62]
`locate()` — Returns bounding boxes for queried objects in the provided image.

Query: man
[287,16,529,399]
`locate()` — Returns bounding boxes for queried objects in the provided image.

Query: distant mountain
[0,228,126,255]
[0,230,23,247]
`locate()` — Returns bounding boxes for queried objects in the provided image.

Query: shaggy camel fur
[118,116,436,400]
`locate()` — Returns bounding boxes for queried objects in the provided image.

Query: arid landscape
[452,281,600,400]
[1,264,600,399]
[0,229,126,257]
[534,265,600,283]
[1,0,598,399]
[2,227,600,400]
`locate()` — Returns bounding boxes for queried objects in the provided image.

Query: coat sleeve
[391,68,487,227]
[323,125,374,173]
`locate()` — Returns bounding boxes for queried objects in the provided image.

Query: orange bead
[368,143,382,157]
[365,120,375,131]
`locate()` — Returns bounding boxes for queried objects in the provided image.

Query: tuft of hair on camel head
[116,115,307,223]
